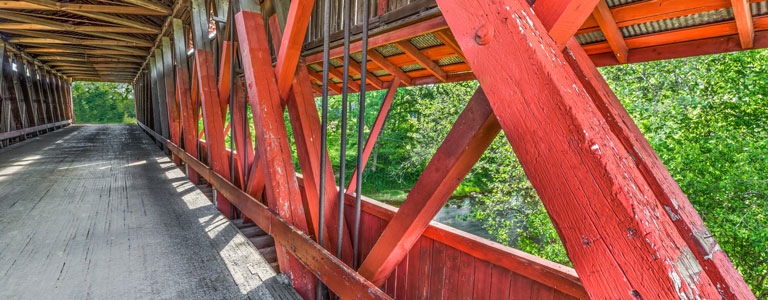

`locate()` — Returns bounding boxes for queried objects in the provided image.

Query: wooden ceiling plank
[577,0,763,35]
[17,0,160,32]
[592,0,628,63]
[432,29,467,63]
[731,0,755,48]
[368,50,413,86]
[395,40,447,82]
[0,9,76,30]
[0,1,167,15]
[118,0,171,14]
[0,23,156,33]
[25,47,147,56]
[346,58,384,89]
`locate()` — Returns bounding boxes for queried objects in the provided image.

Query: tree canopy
[72,81,135,124]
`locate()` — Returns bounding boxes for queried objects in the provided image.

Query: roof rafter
[19,0,160,32]
[395,40,447,82]
[0,0,167,15]
[731,0,754,48]
[592,0,628,63]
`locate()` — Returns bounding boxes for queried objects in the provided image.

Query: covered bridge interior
[0,0,761,299]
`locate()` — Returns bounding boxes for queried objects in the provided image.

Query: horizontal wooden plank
[137,122,392,300]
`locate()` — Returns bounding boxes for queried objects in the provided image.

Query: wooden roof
[1,0,765,83]
[302,0,768,94]
[0,0,176,82]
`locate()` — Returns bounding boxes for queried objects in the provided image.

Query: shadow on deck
[0,124,299,299]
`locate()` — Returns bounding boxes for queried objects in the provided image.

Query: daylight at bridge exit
[0,0,765,299]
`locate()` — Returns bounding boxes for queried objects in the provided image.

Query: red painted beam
[268,14,355,265]
[235,6,317,299]
[534,0,599,46]
[589,28,768,66]
[274,0,315,99]
[592,0,628,63]
[436,0,751,297]
[358,89,501,286]
[144,122,392,300]
[346,78,400,192]
[217,41,236,124]
[731,0,755,48]
[194,49,233,216]
[303,16,449,64]
[161,37,182,165]
[563,37,754,299]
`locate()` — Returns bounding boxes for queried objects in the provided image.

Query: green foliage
[317,49,767,296]
[465,49,767,296]
[72,81,135,124]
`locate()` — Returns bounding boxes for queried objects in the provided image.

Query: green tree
[72,81,135,124]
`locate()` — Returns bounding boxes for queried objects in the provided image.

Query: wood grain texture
[436,0,742,297]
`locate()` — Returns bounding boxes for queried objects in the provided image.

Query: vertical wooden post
[173,18,202,184]
[434,0,753,298]
[9,55,29,131]
[31,66,49,128]
[149,56,162,134]
[154,49,171,140]
[235,1,316,298]
[20,61,39,129]
[0,46,11,133]
[191,0,233,217]
[162,37,182,165]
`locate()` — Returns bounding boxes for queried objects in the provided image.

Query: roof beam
[368,51,413,86]
[10,37,151,47]
[25,47,147,56]
[0,1,167,15]
[0,23,157,33]
[592,0,628,63]
[395,40,447,82]
[578,0,756,35]
[731,0,754,48]
[347,59,384,89]
[19,0,159,32]
[118,0,171,14]
[0,11,159,39]
[37,56,143,63]
[274,0,316,99]
[432,29,466,62]
[534,0,599,46]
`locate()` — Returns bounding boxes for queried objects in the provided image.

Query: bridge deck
[0,124,300,300]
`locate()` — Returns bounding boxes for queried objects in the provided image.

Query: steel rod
[317,0,332,295]
[352,0,369,269]
[337,0,352,261]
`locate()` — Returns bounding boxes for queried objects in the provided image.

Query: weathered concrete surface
[0,124,300,300]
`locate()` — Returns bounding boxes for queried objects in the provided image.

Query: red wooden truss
[2,0,754,298]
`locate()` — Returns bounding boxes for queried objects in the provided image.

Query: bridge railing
[141,122,587,299]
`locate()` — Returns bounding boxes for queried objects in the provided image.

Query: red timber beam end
[533,0,600,48]
[434,0,754,298]
[274,0,315,99]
